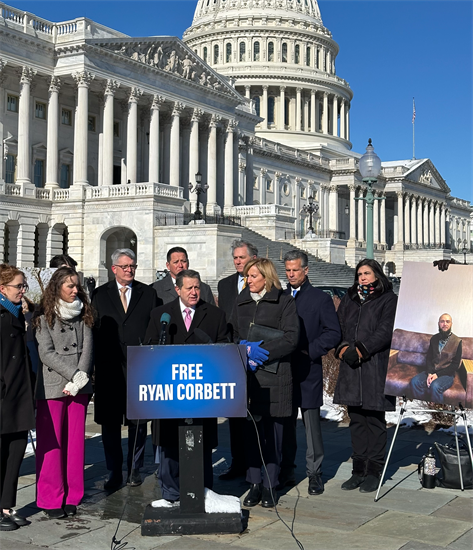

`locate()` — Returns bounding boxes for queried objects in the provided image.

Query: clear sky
[5,0,473,202]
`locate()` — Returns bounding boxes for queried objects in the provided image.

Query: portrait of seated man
[408,314,463,403]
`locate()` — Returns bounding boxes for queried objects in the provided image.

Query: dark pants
[158,445,213,502]
[245,416,284,489]
[348,406,387,471]
[228,417,246,469]
[101,421,148,475]
[0,431,28,509]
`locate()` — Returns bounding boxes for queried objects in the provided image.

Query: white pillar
[340,99,346,140]
[423,198,429,246]
[329,185,338,234]
[404,194,411,245]
[72,71,94,185]
[380,194,386,245]
[207,114,220,212]
[429,200,435,245]
[102,79,119,186]
[346,105,350,141]
[411,195,417,246]
[262,85,268,130]
[224,119,238,211]
[397,191,404,246]
[303,94,309,132]
[332,95,338,137]
[440,203,446,247]
[189,108,202,189]
[17,66,36,184]
[318,185,325,231]
[149,94,165,183]
[357,187,364,241]
[45,76,61,188]
[126,87,143,184]
[296,87,302,131]
[349,184,356,240]
[322,92,328,134]
[417,197,423,246]
[373,191,379,244]
[279,86,286,130]
[435,202,441,246]
[168,101,184,188]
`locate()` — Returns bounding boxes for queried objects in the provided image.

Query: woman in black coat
[230,258,299,508]
[334,259,397,493]
[0,264,35,531]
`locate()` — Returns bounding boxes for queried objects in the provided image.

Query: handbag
[247,323,284,374]
[434,436,473,489]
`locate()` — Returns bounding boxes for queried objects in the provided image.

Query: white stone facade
[1,1,472,285]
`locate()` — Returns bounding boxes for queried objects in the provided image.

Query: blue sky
[6,0,473,202]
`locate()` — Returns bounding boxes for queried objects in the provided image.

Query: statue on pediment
[182,55,195,79]
[419,169,432,184]
[200,72,209,86]
[165,50,179,73]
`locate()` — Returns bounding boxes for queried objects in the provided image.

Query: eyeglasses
[5,284,29,291]
[114,264,138,271]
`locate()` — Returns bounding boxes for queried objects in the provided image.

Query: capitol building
[1,0,471,284]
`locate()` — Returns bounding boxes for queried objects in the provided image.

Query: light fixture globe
[359,138,382,180]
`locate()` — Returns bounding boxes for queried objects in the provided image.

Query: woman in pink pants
[34,267,94,519]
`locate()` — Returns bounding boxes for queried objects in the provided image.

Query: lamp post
[300,195,319,237]
[462,247,468,265]
[188,172,208,221]
[357,139,384,259]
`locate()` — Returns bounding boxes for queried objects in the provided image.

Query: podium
[127,343,247,536]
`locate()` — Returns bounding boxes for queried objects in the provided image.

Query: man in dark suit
[145,269,228,502]
[281,250,341,495]
[217,239,257,480]
[92,248,159,490]
[151,246,215,305]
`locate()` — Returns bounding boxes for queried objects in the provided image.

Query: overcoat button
[12,356,15,359]
[63,346,69,351]
[61,328,66,333]
[69,326,74,331]
[10,333,15,337]
[72,343,77,347]
[48,367,52,372]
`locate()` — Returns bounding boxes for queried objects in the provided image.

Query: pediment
[91,37,240,100]
[32,142,47,150]
[405,160,450,193]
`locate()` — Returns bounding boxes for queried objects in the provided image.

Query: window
[88,116,96,132]
[295,44,300,64]
[35,101,47,120]
[253,175,259,189]
[34,159,44,188]
[268,96,275,125]
[282,43,288,63]
[61,108,72,125]
[203,46,208,63]
[226,43,232,63]
[266,179,273,192]
[253,41,260,62]
[285,97,290,126]
[300,186,306,199]
[268,42,274,62]
[7,94,19,113]
[252,95,260,117]
[5,154,16,183]
[306,46,311,66]
[239,42,246,62]
[213,44,219,65]
[113,121,120,138]
[60,164,70,188]
[283,183,290,196]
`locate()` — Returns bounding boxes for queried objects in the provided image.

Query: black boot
[261,486,278,508]
[359,460,381,493]
[243,483,263,507]
[341,458,366,491]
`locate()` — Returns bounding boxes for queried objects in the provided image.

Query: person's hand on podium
[240,340,269,371]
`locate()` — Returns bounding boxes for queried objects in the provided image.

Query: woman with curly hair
[34,267,94,519]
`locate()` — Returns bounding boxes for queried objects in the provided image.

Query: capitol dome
[184,0,353,153]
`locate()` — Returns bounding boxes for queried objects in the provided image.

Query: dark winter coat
[151,274,215,306]
[334,285,397,412]
[91,279,160,425]
[284,279,341,409]
[0,306,35,435]
[230,286,299,418]
[144,298,229,449]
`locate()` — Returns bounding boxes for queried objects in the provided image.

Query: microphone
[194,328,213,344]
[159,312,171,345]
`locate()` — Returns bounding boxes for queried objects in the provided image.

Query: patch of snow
[204,488,241,514]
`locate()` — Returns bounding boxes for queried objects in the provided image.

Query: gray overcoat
[35,315,94,400]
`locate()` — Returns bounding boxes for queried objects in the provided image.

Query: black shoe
[276,468,296,490]
[0,513,19,531]
[126,470,142,487]
[219,464,246,480]
[43,508,66,519]
[104,472,123,491]
[359,474,380,493]
[243,483,263,507]
[4,509,29,527]
[341,474,366,490]
[64,505,77,517]
[261,486,278,508]
[308,474,324,496]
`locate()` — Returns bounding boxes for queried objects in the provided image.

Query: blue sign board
[127,344,247,420]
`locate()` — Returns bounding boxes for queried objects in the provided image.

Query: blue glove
[247,358,259,372]
[246,340,269,365]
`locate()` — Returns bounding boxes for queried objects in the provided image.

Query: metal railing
[155,212,242,226]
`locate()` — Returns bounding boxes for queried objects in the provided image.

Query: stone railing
[5,183,21,196]
[35,188,50,199]
[85,182,184,200]
[52,189,70,201]
[231,204,295,217]
[252,137,330,167]
[382,165,407,176]
[330,157,358,170]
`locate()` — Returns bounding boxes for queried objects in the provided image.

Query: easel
[374,397,473,502]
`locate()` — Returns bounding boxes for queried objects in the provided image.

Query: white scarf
[250,288,267,302]
[56,298,83,321]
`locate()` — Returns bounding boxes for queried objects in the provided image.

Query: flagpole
[412,97,416,160]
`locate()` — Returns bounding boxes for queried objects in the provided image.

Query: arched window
[295,44,300,64]
[282,43,288,63]
[253,41,260,62]
[268,41,274,62]
[203,46,208,63]
[239,42,246,62]
[252,95,261,117]
[213,44,219,64]
[226,43,232,63]
[306,46,311,66]
[268,96,275,124]
[285,97,290,126]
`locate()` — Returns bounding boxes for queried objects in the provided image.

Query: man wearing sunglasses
[91,248,160,490]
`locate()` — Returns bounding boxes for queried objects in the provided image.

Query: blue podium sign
[127,344,247,420]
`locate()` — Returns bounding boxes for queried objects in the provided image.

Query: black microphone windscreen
[160,312,171,324]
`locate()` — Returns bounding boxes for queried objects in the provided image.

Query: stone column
[279,86,286,130]
[417,197,423,246]
[125,87,143,184]
[295,178,302,226]
[445,209,450,248]
[404,194,411,245]
[17,66,36,185]
[149,94,165,183]
[207,114,220,212]
[296,87,302,131]
[340,99,346,140]
[423,198,429,246]
[440,203,446,247]
[435,202,441,246]
[380,194,386,245]
[310,89,316,132]
[101,79,119,186]
[169,101,184,188]
[396,191,404,246]
[373,191,379,244]
[224,119,238,211]
[322,92,329,134]
[45,76,61,188]
[318,185,325,231]
[189,108,203,190]
[346,105,350,141]
[260,168,267,205]
[429,200,435,246]
[332,95,338,137]
[245,85,251,99]
[357,187,364,241]
[72,71,94,185]
[262,85,268,129]
[348,184,356,240]
[328,185,338,235]
[411,195,417,247]
[303,94,309,131]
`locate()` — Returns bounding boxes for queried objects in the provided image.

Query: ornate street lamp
[301,195,319,237]
[188,172,209,221]
[357,139,384,259]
